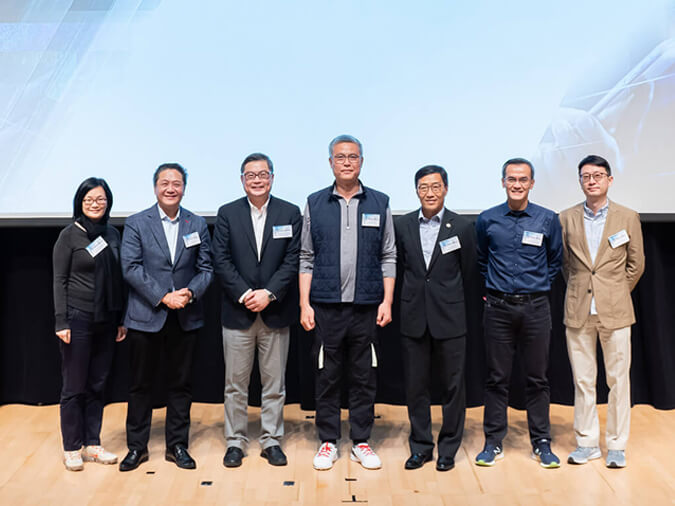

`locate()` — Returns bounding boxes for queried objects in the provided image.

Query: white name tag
[608,229,629,248]
[86,236,108,258]
[273,224,293,239]
[361,213,380,227]
[439,236,461,254]
[522,230,544,247]
[183,231,201,248]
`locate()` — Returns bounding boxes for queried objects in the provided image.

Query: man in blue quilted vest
[299,134,396,471]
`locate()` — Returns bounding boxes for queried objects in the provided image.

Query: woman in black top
[53,177,126,471]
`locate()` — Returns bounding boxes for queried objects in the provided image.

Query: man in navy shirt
[475,158,562,469]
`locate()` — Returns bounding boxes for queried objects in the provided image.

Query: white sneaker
[313,442,338,470]
[82,445,118,465]
[350,443,382,470]
[63,450,84,471]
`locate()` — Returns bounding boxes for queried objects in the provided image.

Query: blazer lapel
[173,207,189,266]
[259,196,276,259]
[239,198,258,258]
[147,206,173,265]
[593,202,615,267]
[427,208,453,272]
[573,204,593,270]
[409,212,426,270]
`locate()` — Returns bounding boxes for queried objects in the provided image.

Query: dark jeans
[125,311,197,451]
[482,293,552,446]
[401,332,466,459]
[313,303,378,443]
[59,307,116,451]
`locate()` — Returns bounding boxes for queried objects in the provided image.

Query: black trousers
[482,293,552,446]
[401,332,466,459]
[313,303,378,443]
[125,311,196,451]
[59,307,116,451]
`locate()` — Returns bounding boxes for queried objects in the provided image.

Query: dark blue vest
[307,184,389,304]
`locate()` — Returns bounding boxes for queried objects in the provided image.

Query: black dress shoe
[436,456,455,471]
[119,449,149,472]
[260,445,288,466]
[165,445,196,469]
[223,447,244,468]
[405,453,432,470]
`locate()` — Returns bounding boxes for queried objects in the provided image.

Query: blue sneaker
[532,439,560,468]
[475,444,504,466]
[568,446,601,464]
[606,450,626,468]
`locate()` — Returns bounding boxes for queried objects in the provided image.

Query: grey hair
[328,134,363,158]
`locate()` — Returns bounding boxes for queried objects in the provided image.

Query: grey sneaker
[567,446,601,464]
[606,450,626,468]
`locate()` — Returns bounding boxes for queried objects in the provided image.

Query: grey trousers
[222,315,289,450]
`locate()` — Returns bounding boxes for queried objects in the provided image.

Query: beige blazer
[560,201,645,330]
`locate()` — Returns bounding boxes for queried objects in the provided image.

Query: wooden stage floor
[0,403,673,505]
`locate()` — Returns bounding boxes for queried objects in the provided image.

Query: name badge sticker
[273,224,293,239]
[439,236,461,254]
[86,236,108,258]
[361,213,380,228]
[183,231,201,248]
[608,229,630,248]
[522,230,544,247]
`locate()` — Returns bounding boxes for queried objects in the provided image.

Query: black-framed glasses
[243,171,272,181]
[83,197,107,206]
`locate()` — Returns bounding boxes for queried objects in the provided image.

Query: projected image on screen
[0,0,673,217]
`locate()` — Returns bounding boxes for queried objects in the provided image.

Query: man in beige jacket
[560,155,645,469]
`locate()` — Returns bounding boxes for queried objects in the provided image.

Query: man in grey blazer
[212,153,301,468]
[119,163,213,472]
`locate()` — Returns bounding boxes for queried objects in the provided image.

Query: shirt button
[426,278,430,282]
[592,271,596,275]
[588,289,592,293]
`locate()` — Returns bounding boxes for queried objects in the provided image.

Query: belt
[487,289,548,304]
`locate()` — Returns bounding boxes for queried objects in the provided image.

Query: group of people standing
[52,135,644,475]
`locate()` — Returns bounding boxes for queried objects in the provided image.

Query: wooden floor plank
[0,403,673,505]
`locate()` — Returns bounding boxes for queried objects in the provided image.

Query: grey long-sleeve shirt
[300,184,396,303]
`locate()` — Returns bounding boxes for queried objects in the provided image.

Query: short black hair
[153,162,187,187]
[578,154,612,177]
[241,152,274,174]
[502,157,534,179]
[73,177,113,223]
[414,165,448,187]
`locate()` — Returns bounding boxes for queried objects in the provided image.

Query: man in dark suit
[394,165,477,472]
[212,153,301,468]
[119,163,213,472]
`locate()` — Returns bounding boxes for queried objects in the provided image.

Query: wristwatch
[264,289,276,302]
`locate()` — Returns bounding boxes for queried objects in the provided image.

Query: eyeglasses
[417,183,444,195]
[243,171,272,181]
[83,197,107,206]
[580,172,608,183]
[504,177,531,185]
[332,154,361,164]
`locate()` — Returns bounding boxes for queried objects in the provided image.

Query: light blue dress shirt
[583,200,609,315]
[418,208,444,269]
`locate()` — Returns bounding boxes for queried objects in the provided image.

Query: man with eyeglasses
[559,155,644,468]
[299,134,396,470]
[394,165,477,471]
[474,157,563,469]
[212,153,301,468]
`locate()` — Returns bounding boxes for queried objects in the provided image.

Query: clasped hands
[162,287,192,309]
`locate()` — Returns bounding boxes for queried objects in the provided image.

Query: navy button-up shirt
[476,201,562,294]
